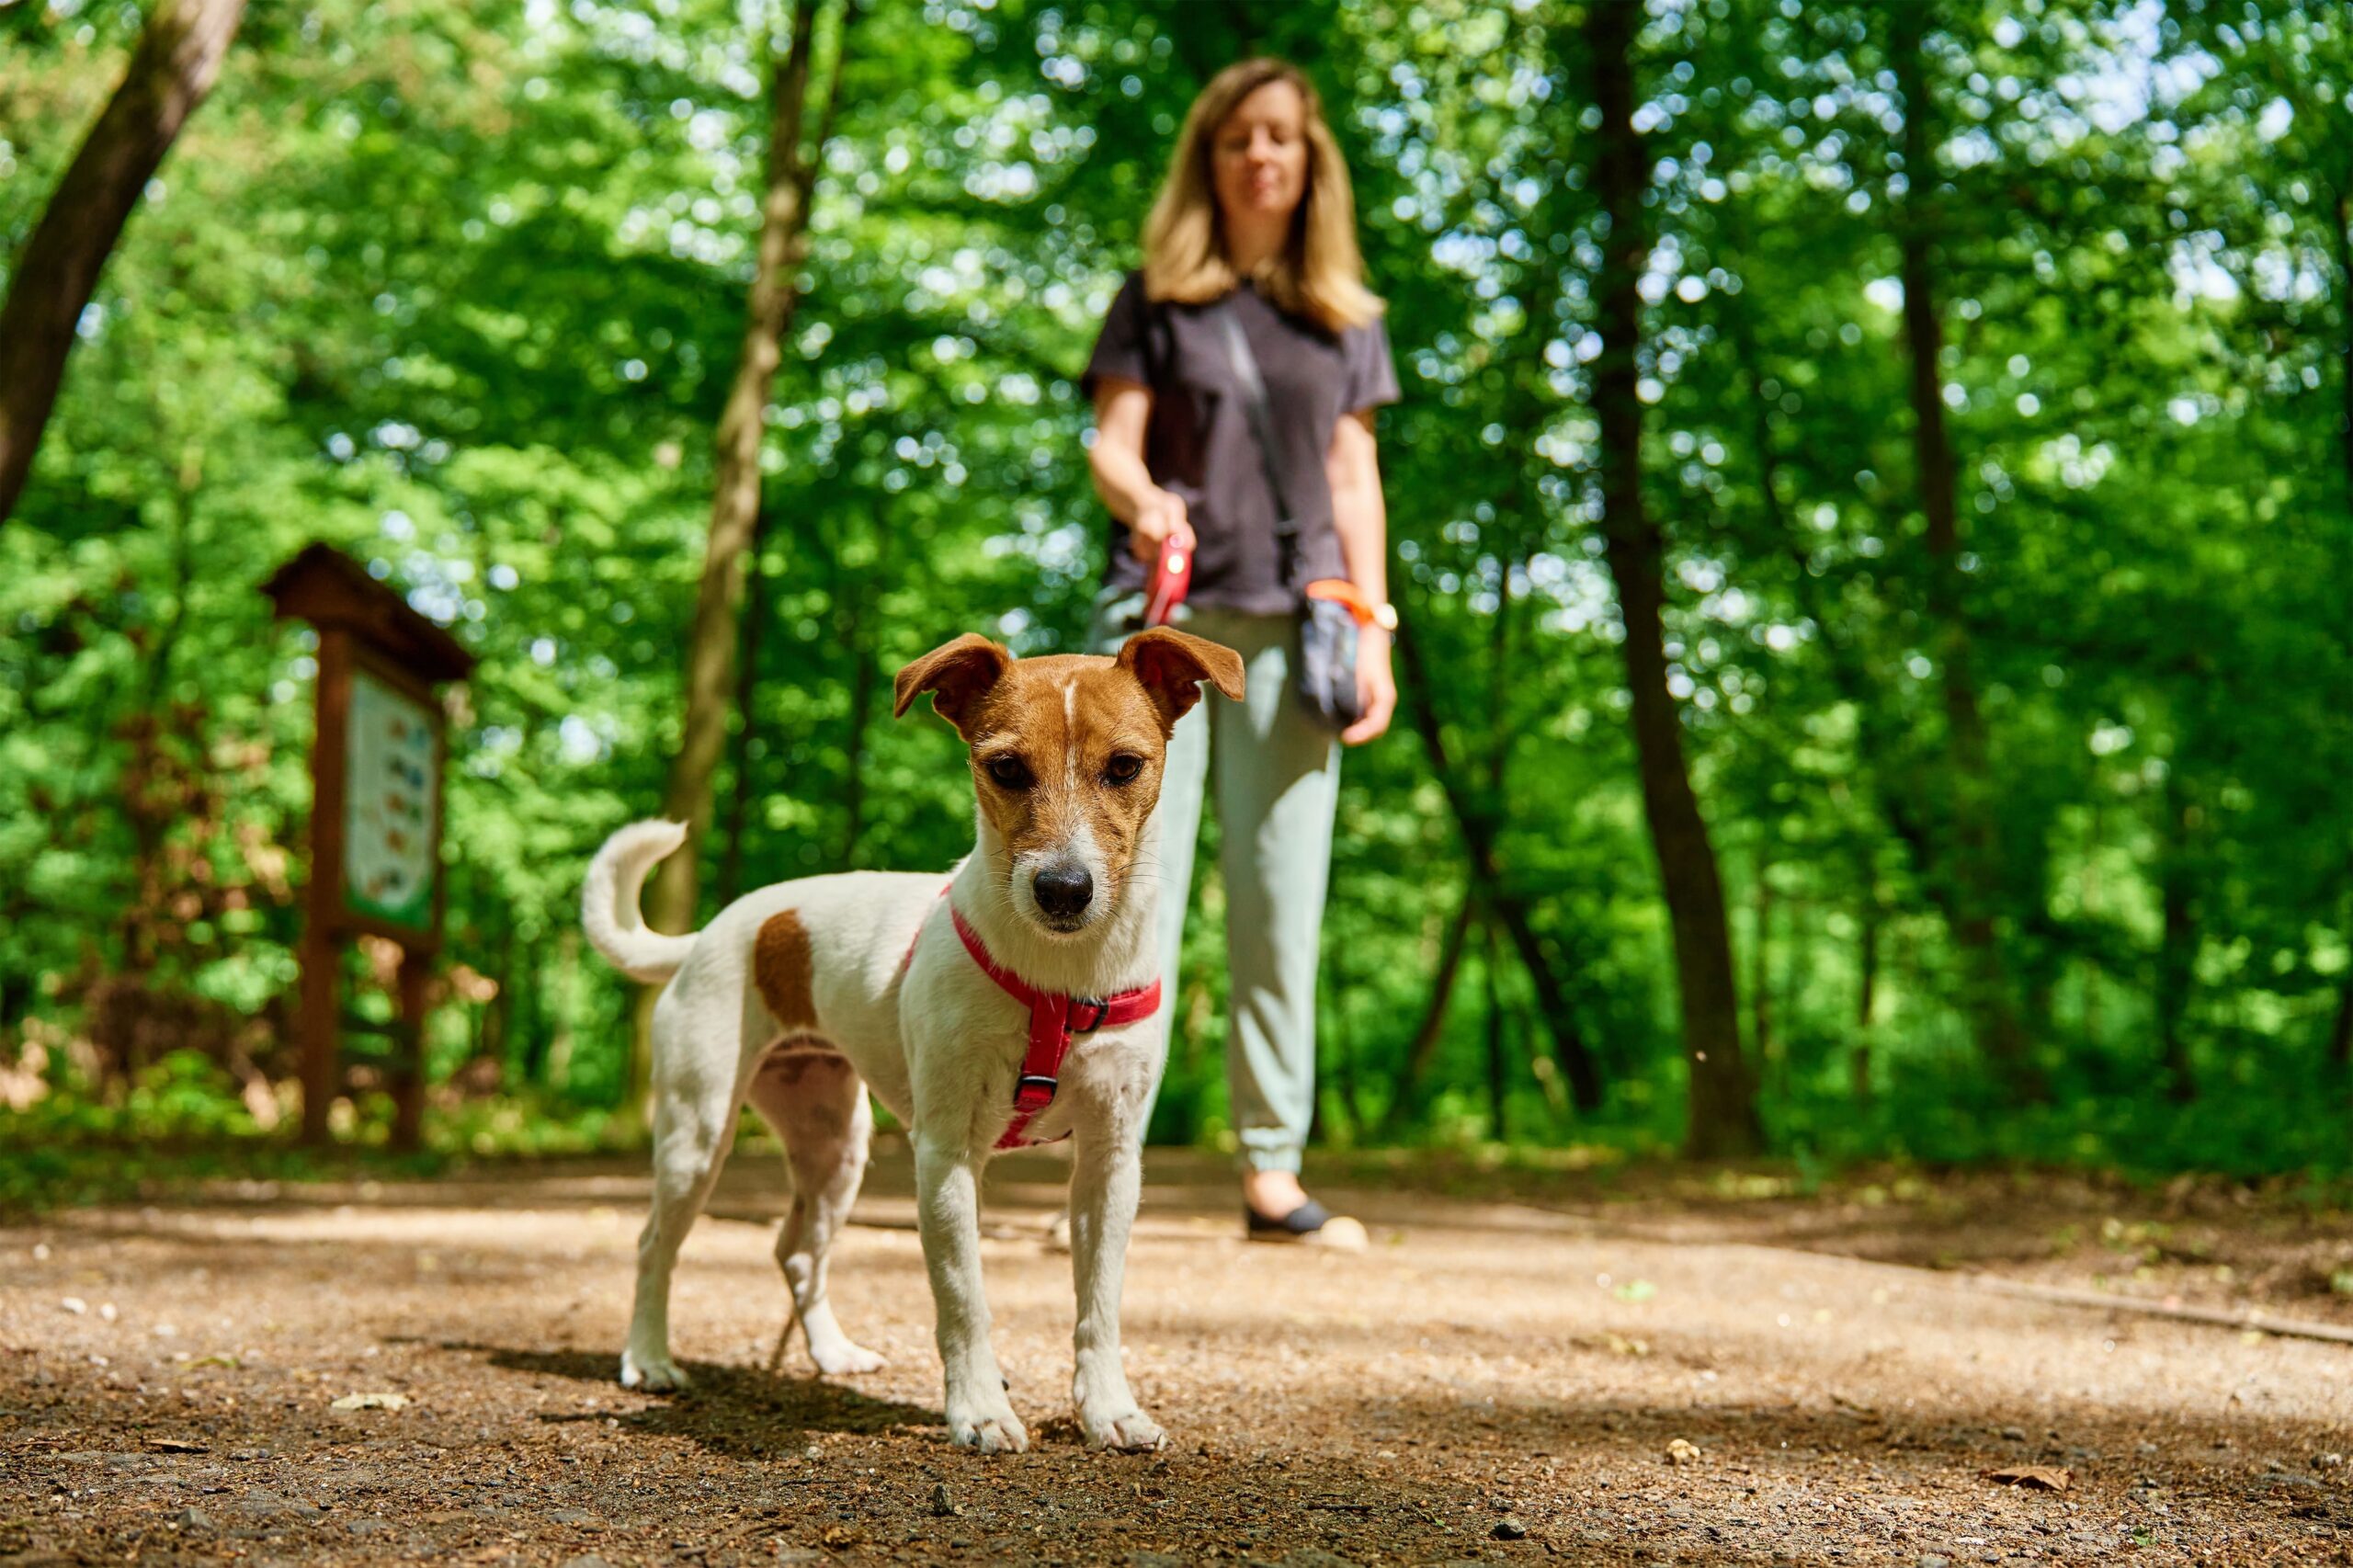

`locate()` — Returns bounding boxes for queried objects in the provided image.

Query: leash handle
[1143,536,1191,626]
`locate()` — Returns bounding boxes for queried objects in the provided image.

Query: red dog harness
[901,890,1163,1151]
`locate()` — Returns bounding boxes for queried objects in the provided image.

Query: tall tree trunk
[1586,0,1759,1159]
[1395,622,1604,1110]
[633,0,852,1103]
[1384,893,1476,1136]
[0,0,248,526]
[1890,6,2039,1093]
[718,501,772,907]
[1483,919,1508,1142]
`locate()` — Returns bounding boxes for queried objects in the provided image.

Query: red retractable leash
[1142,536,1191,627]
[1149,536,1376,630]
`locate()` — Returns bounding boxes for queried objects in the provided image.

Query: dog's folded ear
[1116,628,1247,727]
[893,633,1014,734]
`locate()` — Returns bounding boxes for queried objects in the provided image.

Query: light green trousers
[1093,597,1341,1174]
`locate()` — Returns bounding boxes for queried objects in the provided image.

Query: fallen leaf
[145,1438,210,1454]
[1981,1465,2073,1492]
[329,1392,410,1412]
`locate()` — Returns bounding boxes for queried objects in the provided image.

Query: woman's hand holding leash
[1130,488,1196,566]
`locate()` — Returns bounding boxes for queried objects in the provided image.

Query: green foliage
[0,1049,633,1214]
[3,0,2350,1178]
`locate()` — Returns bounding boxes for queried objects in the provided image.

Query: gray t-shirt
[1082,272,1401,616]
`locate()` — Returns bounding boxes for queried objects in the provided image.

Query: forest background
[4,0,2350,1199]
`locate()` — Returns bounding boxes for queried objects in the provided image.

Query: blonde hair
[1142,59,1382,334]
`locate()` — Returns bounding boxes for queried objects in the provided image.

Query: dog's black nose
[1033,865,1094,920]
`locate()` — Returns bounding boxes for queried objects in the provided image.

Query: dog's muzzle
[1031,863,1094,926]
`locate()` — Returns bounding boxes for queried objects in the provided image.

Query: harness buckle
[1013,1074,1059,1111]
[1066,996,1110,1034]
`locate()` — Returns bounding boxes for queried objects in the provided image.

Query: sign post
[262,544,475,1150]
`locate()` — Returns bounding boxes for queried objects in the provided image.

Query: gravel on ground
[5,1145,2351,1566]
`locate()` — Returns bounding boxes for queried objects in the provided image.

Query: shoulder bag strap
[1211,298,1301,585]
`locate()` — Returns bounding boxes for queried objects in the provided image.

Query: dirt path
[6,1147,2351,1566]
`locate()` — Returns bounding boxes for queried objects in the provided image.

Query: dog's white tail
[581,820,699,983]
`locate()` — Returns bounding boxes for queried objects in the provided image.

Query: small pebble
[176,1507,212,1532]
[1493,1516,1529,1540]
[60,1298,86,1315]
[930,1483,961,1518]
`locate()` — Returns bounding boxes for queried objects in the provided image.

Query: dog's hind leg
[745,1045,885,1376]
[620,987,743,1393]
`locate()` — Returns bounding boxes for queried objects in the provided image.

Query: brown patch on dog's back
[754,909,820,1034]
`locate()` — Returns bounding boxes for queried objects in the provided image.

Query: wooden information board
[344,668,440,932]
[261,544,474,1149]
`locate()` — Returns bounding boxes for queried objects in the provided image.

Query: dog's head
[892,629,1245,938]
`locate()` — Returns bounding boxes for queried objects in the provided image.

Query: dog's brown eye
[1104,754,1143,785]
[984,756,1032,790]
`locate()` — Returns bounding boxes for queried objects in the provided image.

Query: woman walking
[1083,59,1400,1246]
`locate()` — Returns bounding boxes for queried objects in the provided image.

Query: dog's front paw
[1080,1405,1165,1453]
[620,1348,690,1392]
[947,1397,1029,1454]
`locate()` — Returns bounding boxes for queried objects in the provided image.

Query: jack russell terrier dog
[581,627,1245,1454]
